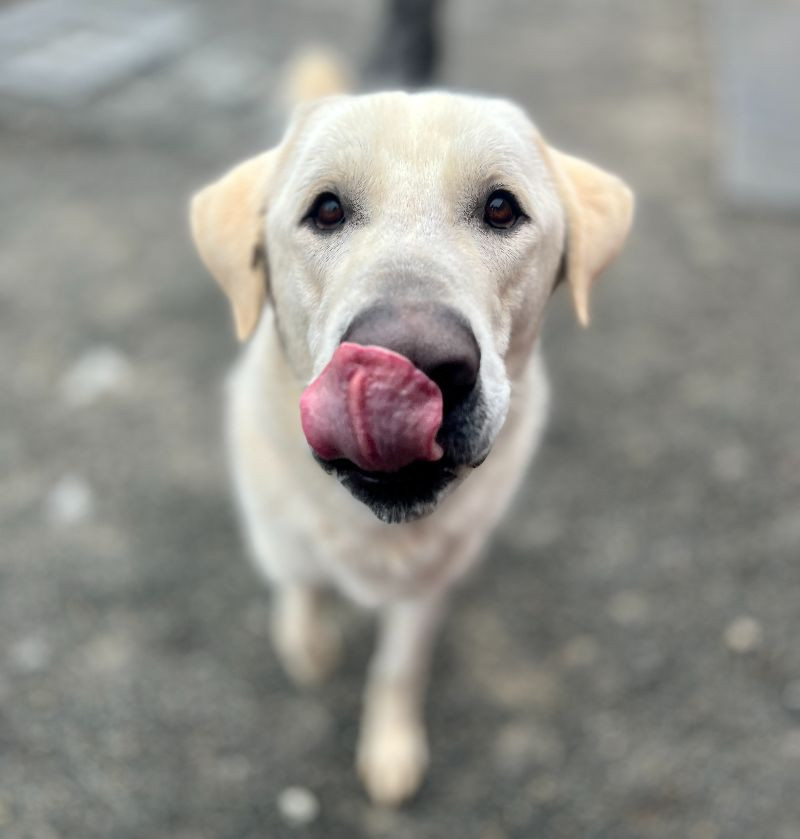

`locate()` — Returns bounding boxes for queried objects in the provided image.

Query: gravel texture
[1,1,799,837]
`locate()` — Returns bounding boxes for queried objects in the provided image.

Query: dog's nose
[342,303,480,409]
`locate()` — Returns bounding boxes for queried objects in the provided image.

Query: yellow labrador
[190,62,633,805]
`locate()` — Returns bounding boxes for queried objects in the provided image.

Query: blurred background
[1,0,799,836]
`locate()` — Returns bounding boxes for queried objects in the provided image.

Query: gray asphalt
[1,1,799,837]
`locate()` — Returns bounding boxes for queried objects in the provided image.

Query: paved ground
[1,1,799,837]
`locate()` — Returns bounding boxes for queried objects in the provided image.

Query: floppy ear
[541,144,634,326]
[190,151,276,341]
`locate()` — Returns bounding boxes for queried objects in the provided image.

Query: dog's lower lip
[333,458,455,485]
[469,451,490,468]
[354,468,390,486]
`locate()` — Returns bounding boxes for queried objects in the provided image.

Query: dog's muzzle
[300,302,490,523]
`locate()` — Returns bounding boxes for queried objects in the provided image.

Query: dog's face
[191,92,633,522]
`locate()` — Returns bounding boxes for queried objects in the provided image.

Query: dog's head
[191,92,633,523]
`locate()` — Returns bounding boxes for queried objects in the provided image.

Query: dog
[189,55,633,805]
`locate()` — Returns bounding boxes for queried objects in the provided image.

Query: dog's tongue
[300,342,444,472]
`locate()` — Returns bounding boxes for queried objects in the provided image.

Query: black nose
[342,302,480,410]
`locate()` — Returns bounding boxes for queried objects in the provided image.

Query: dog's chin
[312,455,474,524]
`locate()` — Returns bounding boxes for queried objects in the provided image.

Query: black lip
[312,454,463,523]
[314,454,459,491]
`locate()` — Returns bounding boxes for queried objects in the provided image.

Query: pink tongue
[300,342,444,472]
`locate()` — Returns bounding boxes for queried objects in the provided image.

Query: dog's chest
[307,508,474,605]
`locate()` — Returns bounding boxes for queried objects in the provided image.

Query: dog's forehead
[282,92,545,191]
[313,91,536,143]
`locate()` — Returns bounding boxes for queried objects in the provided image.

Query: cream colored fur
[190,68,632,805]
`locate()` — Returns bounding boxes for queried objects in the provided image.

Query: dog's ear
[541,144,634,326]
[190,151,275,341]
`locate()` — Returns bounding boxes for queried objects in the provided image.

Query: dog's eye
[484,190,521,230]
[309,193,345,230]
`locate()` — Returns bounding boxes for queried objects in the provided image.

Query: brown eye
[484,190,521,230]
[309,193,345,229]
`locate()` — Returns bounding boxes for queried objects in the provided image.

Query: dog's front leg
[270,584,341,687]
[357,590,446,805]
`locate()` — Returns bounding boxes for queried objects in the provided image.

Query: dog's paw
[270,595,341,687]
[357,718,429,806]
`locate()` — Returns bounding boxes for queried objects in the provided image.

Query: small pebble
[608,590,649,626]
[723,616,763,654]
[711,443,750,483]
[9,635,51,674]
[60,345,132,407]
[277,786,320,827]
[562,635,600,668]
[45,475,94,526]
